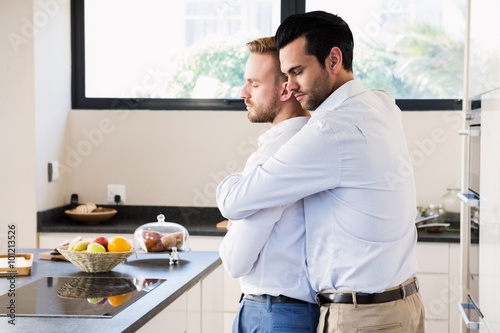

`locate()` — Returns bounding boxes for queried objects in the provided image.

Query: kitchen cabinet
[137,265,224,333]
[138,292,188,333]
[416,242,478,333]
[468,0,500,98]
[476,88,500,332]
[190,235,241,333]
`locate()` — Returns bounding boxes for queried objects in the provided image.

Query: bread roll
[85,202,97,212]
[142,230,165,252]
[74,202,97,213]
[75,204,89,213]
[161,232,184,249]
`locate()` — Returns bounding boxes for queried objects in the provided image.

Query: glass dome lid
[133,214,190,253]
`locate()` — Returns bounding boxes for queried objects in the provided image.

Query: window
[307,0,466,102]
[72,0,464,111]
[73,0,281,110]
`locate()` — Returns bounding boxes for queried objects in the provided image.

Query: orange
[107,293,131,307]
[107,236,132,252]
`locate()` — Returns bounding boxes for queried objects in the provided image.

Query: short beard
[248,107,278,123]
[247,91,280,123]
[302,68,332,111]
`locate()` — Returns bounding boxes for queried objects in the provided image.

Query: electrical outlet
[107,184,126,204]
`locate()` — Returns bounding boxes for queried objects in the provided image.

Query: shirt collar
[314,79,367,114]
[258,116,310,147]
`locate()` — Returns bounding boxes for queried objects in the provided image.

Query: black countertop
[417,224,479,244]
[0,249,221,332]
[38,205,227,237]
[38,205,478,243]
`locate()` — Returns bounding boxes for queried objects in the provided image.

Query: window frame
[71,0,462,111]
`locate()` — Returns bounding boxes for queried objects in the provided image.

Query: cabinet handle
[458,302,481,330]
[458,129,481,136]
[458,192,480,207]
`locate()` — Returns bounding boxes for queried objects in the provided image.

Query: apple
[91,236,108,250]
[87,297,104,304]
[87,242,106,253]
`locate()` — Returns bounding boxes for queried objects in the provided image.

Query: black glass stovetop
[0,276,166,318]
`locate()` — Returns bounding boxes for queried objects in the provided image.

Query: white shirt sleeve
[217,120,340,220]
[218,206,285,278]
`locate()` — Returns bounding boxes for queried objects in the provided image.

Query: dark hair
[275,11,354,72]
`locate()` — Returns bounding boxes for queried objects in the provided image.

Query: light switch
[48,161,60,182]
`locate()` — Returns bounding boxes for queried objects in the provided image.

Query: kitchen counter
[38,205,478,243]
[38,205,227,237]
[417,223,479,244]
[0,248,221,332]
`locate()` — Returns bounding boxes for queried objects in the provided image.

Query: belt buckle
[315,292,333,306]
[315,293,322,306]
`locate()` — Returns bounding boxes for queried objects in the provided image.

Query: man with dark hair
[217,11,425,333]
[219,36,319,333]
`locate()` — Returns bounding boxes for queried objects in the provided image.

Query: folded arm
[216,121,339,220]
[219,207,285,277]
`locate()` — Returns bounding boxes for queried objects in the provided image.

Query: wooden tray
[216,220,229,229]
[38,251,68,261]
[0,253,33,276]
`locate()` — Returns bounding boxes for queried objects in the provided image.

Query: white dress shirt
[219,116,317,303]
[217,80,418,293]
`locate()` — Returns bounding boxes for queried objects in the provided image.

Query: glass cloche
[133,214,190,253]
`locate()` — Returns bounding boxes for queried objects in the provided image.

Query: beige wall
[65,110,461,209]
[1,1,461,247]
[0,0,37,248]
[64,110,267,207]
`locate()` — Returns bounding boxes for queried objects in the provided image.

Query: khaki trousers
[317,278,425,333]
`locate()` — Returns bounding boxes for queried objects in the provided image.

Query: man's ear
[328,46,343,74]
[280,82,293,102]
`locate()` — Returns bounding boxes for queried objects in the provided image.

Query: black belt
[243,294,309,304]
[315,280,419,306]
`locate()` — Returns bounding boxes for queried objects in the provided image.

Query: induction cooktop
[0,276,166,318]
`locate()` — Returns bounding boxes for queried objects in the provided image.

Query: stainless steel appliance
[458,98,481,332]
[468,100,481,197]
[459,88,500,332]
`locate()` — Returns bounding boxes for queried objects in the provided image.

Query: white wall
[0,0,38,248]
[34,0,72,210]
[0,1,461,247]
[403,111,462,206]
